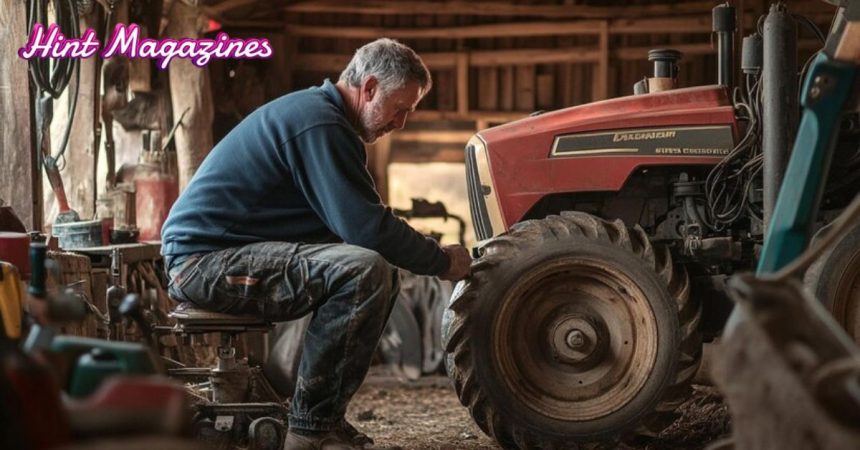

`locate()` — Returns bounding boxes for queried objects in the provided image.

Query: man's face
[358,79,423,144]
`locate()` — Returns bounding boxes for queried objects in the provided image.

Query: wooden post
[593,20,610,101]
[536,72,555,110]
[477,67,499,111]
[499,66,515,111]
[436,70,456,111]
[165,1,214,191]
[515,65,536,112]
[456,52,469,116]
[0,0,38,229]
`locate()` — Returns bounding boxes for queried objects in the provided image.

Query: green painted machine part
[51,336,158,398]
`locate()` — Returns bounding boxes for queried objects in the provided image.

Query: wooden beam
[390,146,465,164]
[285,1,720,20]
[410,110,524,122]
[611,16,712,34]
[294,48,600,73]
[285,12,766,39]
[393,130,475,144]
[287,20,605,39]
[470,48,600,66]
[286,15,720,40]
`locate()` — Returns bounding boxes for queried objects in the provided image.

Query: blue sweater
[161,80,450,276]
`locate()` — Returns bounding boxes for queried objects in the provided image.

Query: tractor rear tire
[443,212,701,448]
[805,220,860,343]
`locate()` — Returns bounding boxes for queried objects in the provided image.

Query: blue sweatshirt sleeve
[283,123,450,276]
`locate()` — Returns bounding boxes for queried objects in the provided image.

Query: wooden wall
[0,1,38,229]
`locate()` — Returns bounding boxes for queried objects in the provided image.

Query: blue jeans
[166,242,401,432]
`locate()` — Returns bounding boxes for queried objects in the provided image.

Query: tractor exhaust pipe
[713,2,736,89]
[762,3,798,228]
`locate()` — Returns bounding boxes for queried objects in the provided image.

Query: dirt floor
[345,367,731,450]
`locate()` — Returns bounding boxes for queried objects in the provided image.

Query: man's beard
[358,97,391,144]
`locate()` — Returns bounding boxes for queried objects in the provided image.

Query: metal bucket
[53,219,109,249]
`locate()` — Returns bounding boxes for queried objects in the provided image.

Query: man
[161,38,471,449]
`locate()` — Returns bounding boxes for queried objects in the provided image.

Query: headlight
[465,135,505,240]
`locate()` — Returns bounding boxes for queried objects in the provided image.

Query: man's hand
[440,244,472,281]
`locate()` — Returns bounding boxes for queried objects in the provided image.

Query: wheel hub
[495,258,660,421]
[551,316,603,364]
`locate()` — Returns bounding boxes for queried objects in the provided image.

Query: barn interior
[2,1,860,449]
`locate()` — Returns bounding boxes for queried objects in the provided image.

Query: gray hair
[339,38,432,94]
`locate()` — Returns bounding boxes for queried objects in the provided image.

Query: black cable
[26,0,80,163]
[792,13,826,44]
[703,71,764,231]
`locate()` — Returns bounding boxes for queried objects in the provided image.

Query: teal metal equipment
[726,1,860,332]
[756,54,857,274]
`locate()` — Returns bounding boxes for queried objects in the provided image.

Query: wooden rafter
[284,0,721,19]
[294,48,601,72]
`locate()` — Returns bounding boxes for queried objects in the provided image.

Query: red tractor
[443,2,860,448]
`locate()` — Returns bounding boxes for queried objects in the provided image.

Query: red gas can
[0,232,30,278]
[135,168,178,242]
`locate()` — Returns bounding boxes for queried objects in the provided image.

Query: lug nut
[566,330,586,349]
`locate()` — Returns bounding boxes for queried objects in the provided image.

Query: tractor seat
[169,301,272,334]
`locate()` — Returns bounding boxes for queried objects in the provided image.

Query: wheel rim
[832,252,860,342]
[494,256,659,422]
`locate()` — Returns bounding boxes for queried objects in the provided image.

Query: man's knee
[338,246,398,301]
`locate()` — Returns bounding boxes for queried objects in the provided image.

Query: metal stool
[167,301,288,450]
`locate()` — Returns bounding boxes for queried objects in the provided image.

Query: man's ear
[361,76,379,102]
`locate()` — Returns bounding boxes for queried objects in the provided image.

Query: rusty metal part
[713,274,860,450]
[248,416,286,450]
[495,258,658,421]
[829,253,860,340]
[805,207,860,344]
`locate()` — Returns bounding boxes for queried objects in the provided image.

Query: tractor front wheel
[443,212,701,448]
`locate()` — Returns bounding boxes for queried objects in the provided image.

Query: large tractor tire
[805,220,860,343]
[443,212,701,448]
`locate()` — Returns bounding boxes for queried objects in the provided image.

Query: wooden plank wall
[272,0,832,121]
[0,1,38,229]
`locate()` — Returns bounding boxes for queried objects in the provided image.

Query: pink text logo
[19,23,272,70]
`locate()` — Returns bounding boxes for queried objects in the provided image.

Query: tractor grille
[465,143,493,240]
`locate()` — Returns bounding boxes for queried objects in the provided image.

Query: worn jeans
[166,241,401,432]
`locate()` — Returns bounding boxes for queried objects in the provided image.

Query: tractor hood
[468,85,738,233]
[479,85,734,150]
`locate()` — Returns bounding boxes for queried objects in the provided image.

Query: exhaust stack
[713,2,737,88]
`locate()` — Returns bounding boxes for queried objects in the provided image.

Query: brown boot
[339,420,373,447]
[283,429,358,450]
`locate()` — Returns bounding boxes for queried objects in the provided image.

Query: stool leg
[211,333,251,403]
